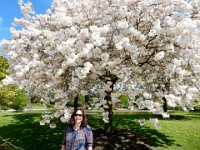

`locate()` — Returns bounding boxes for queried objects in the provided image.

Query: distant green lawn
[0,111,200,150]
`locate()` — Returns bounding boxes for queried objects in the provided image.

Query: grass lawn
[0,110,200,150]
[152,111,200,150]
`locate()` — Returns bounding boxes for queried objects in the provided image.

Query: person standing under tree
[61,109,93,150]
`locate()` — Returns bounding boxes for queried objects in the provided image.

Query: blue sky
[0,0,52,55]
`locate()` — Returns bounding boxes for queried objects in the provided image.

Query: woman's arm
[61,126,67,150]
[61,145,66,150]
[85,125,93,150]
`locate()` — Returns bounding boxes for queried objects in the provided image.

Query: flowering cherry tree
[1,0,200,132]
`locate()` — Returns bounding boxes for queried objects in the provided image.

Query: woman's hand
[87,146,92,150]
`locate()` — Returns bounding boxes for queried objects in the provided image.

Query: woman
[61,109,93,150]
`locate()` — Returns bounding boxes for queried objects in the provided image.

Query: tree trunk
[162,97,168,112]
[74,96,78,110]
[99,72,118,134]
[104,91,113,134]
[163,78,170,112]
[85,95,92,108]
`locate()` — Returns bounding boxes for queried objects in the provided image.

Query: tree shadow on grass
[152,114,188,120]
[115,115,173,147]
[153,111,200,120]
[179,111,200,119]
[0,112,191,150]
[0,112,66,150]
[93,128,152,150]
[88,114,176,150]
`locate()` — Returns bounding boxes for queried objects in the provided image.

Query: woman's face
[74,110,83,124]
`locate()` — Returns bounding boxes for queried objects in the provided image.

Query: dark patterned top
[62,125,93,150]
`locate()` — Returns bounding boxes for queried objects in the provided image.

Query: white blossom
[149,118,160,130]
[161,113,170,118]
[2,76,15,85]
[138,119,145,126]
[50,123,57,128]
[154,51,165,61]
[40,121,45,126]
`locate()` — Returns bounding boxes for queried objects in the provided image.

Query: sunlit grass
[150,111,200,150]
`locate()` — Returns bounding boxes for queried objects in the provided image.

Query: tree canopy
[1,0,200,130]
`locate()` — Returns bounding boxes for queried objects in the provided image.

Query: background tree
[0,85,29,110]
[0,56,9,80]
[0,85,16,110]
[1,0,200,132]
[0,54,29,110]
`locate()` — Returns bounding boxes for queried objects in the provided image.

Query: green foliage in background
[119,94,129,108]
[67,95,86,107]
[0,85,30,110]
[12,89,30,110]
[0,56,9,81]
[0,85,16,110]
[193,97,200,111]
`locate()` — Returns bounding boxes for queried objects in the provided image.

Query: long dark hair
[70,109,87,127]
